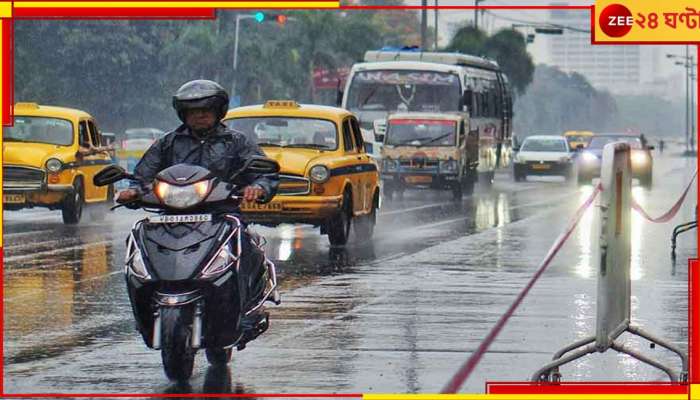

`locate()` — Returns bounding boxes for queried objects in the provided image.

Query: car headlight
[581,152,597,163]
[439,159,459,173]
[200,243,237,279]
[154,180,209,209]
[128,247,151,280]
[309,165,330,183]
[631,151,649,165]
[383,159,399,172]
[45,158,63,173]
[559,156,571,163]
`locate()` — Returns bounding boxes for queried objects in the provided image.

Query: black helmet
[172,80,230,123]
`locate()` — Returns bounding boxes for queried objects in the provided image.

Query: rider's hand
[117,189,138,204]
[243,185,266,202]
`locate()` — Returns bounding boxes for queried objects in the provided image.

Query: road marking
[2,229,55,239]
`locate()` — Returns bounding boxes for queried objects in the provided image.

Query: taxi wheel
[62,179,84,225]
[328,191,352,246]
[354,192,378,239]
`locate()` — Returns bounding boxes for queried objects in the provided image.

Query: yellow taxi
[3,102,114,224]
[563,130,594,151]
[224,101,380,245]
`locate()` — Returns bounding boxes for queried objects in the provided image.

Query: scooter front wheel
[160,307,196,382]
[205,347,233,365]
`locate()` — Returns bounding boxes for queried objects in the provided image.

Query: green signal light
[254,12,265,23]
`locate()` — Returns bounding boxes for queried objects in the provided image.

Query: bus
[341,48,513,185]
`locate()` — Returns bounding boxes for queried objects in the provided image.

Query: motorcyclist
[117,79,279,344]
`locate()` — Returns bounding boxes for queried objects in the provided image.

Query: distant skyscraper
[548,5,641,94]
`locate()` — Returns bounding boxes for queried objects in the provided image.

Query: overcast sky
[399,0,694,87]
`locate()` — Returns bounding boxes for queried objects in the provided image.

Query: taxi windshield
[226,117,338,150]
[521,137,568,152]
[566,135,592,144]
[386,119,456,147]
[3,116,74,146]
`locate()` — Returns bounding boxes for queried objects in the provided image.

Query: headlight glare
[631,151,648,165]
[309,165,330,183]
[581,152,597,163]
[155,180,209,209]
[46,158,63,173]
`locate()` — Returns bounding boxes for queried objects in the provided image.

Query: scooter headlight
[128,248,151,280]
[200,243,238,279]
[155,180,210,209]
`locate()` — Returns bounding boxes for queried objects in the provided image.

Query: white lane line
[2,229,55,240]
[381,201,453,216]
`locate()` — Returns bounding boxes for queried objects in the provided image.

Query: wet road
[3,151,696,394]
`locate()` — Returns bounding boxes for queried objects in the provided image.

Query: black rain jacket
[132,123,278,212]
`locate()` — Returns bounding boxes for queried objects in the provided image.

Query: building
[547,5,641,94]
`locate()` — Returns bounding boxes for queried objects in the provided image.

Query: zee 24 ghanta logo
[599,3,700,38]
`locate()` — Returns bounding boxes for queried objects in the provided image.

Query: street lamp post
[232,14,256,105]
[668,50,697,154]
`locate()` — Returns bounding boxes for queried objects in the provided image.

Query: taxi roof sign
[15,102,40,110]
[264,100,300,109]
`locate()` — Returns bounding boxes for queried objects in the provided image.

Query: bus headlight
[440,160,459,173]
[581,152,597,163]
[383,159,399,172]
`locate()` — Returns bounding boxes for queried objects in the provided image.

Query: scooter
[93,157,281,382]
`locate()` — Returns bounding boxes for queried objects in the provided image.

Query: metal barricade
[532,142,688,383]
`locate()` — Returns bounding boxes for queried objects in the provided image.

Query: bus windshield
[345,70,461,113]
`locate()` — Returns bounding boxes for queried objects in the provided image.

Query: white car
[512,135,574,181]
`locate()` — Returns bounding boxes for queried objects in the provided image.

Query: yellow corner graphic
[13,1,339,9]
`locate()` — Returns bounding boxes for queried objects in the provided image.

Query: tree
[513,64,617,136]
[445,27,534,95]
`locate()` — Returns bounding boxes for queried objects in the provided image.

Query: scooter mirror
[93,165,129,186]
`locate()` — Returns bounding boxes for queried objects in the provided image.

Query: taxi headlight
[631,151,648,165]
[581,152,597,163]
[200,243,237,279]
[128,248,151,280]
[559,156,572,163]
[155,180,209,209]
[439,160,459,173]
[45,158,63,173]
[309,165,330,183]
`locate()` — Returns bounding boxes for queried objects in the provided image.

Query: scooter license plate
[148,214,212,224]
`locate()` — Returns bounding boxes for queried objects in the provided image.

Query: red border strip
[2,19,12,126]
[692,259,699,382]
[14,8,216,18]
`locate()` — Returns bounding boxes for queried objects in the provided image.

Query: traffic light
[251,12,287,26]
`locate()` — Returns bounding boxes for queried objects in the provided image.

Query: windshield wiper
[3,137,32,143]
[396,136,434,146]
[420,132,453,145]
[360,87,378,108]
[257,142,282,147]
